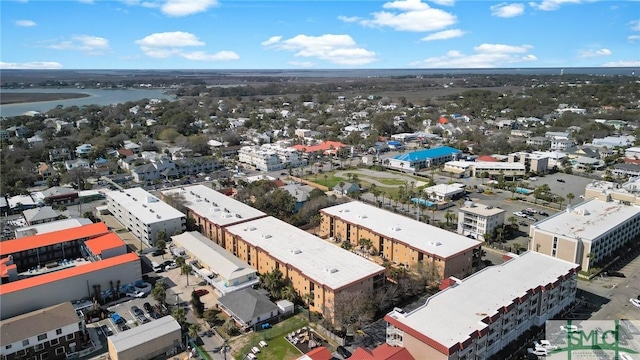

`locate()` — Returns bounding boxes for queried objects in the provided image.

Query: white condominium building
[457,202,505,241]
[385,251,579,360]
[106,187,186,246]
[238,142,306,171]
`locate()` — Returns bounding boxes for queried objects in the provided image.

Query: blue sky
[1,0,639,69]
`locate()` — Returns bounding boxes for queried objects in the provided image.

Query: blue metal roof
[392,146,461,162]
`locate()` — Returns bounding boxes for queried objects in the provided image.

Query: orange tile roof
[0,252,139,295]
[476,155,498,162]
[0,223,108,256]
[84,233,126,257]
[351,344,415,360]
[298,347,332,360]
[290,141,346,154]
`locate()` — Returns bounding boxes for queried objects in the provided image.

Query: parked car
[519,221,528,226]
[534,340,558,350]
[143,302,153,313]
[337,346,352,359]
[165,262,178,270]
[152,249,165,256]
[630,298,640,308]
[557,179,566,183]
[126,290,145,298]
[131,305,144,317]
[527,347,548,356]
[539,211,549,216]
[194,289,209,297]
[604,271,626,278]
[110,313,125,325]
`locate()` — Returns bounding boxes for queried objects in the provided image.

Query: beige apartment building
[530,198,640,271]
[385,251,579,360]
[223,216,385,321]
[320,202,481,280]
[585,178,640,205]
[457,202,505,241]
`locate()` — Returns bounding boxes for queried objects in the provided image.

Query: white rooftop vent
[142,204,147,208]
[156,214,161,219]
[262,234,272,239]
[339,209,350,213]
[429,241,442,246]
[210,207,221,212]
[324,267,339,274]
[249,227,257,231]
[390,226,401,231]
[358,214,368,219]
[222,213,232,218]
[146,196,159,203]
[290,248,302,254]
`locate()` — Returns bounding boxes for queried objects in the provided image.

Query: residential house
[333,182,360,196]
[551,139,575,151]
[592,135,635,148]
[613,164,640,177]
[122,140,142,154]
[37,163,56,179]
[64,159,90,171]
[39,187,78,206]
[27,135,44,147]
[22,206,60,225]
[217,289,279,330]
[526,136,551,148]
[55,120,73,133]
[75,144,93,157]
[49,148,72,162]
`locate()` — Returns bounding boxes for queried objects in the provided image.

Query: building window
[56,329,62,335]
[35,344,44,351]
[65,334,74,341]
[50,338,59,346]
[37,334,47,341]
[55,348,65,356]
[40,353,48,360]
[5,345,11,350]
[22,340,29,346]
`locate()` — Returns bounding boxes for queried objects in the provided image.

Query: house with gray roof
[22,206,60,225]
[217,288,279,330]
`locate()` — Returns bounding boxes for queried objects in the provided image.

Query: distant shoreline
[0,92,91,105]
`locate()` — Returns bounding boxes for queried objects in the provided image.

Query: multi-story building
[443,161,526,179]
[160,185,266,245]
[384,251,579,360]
[320,202,481,279]
[530,198,640,271]
[525,137,551,148]
[585,178,640,205]
[171,232,259,296]
[107,316,181,360]
[0,302,86,360]
[106,188,186,246]
[551,139,575,151]
[508,152,549,174]
[223,216,386,321]
[387,146,461,172]
[0,223,141,319]
[457,203,505,241]
[238,142,306,171]
[129,155,219,183]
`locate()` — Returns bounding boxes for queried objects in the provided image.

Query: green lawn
[232,315,308,360]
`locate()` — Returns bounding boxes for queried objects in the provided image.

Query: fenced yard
[231,315,309,360]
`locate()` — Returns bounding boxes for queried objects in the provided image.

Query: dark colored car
[539,211,549,216]
[604,271,626,278]
[194,289,209,297]
[152,249,165,256]
[131,305,144,316]
[557,179,566,183]
[337,346,352,359]
[143,302,153,313]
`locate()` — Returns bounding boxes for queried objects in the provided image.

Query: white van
[152,261,163,273]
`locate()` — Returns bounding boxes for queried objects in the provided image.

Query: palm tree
[280,284,298,303]
[188,323,202,340]
[507,216,518,228]
[444,210,454,227]
[151,280,166,304]
[495,227,504,243]
[323,174,328,187]
[566,193,575,205]
[181,264,192,286]
[339,181,345,196]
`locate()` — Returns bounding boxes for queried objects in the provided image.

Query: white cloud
[430,0,455,5]
[410,43,537,68]
[180,50,239,61]
[161,0,217,16]
[262,34,377,65]
[47,35,110,55]
[491,3,525,17]
[135,31,238,61]
[0,61,63,69]
[261,36,283,46]
[337,15,361,23]
[288,61,315,68]
[529,0,582,11]
[15,20,36,27]
[359,0,456,32]
[421,29,465,41]
[78,0,94,3]
[601,60,640,67]
[628,35,640,42]
[629,19,640,31]
[580,48,612,57]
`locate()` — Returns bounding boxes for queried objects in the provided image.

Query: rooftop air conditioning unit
[262,234,272,239]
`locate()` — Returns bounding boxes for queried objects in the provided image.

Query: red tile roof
[298,347,332,360]
[351,344,415,360]
[476,155,498,162]
[0,222,109,256]
[84,233,126,257]
[0,252,139,295]
[290,141,346,154]
[438,117,448,124]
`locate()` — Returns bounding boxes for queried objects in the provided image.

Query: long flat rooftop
[108,315,180,352]
[106,187,185,224]
[321,202,480,259]
[225,217,385,290]
[386,251,578,350]
[460,203,505,217]
[531,198,640,241]
[1,302,78,347]
[161,185,266,226]
[0,222,108,256]
[172,231,256,282]
[14,218,93,238]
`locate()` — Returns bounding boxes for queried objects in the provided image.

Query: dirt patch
[1,92,91,105]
